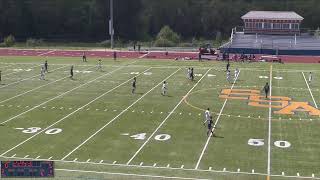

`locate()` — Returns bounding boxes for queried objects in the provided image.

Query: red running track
[0,48,319,63]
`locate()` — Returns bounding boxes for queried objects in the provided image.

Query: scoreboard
[1,161,54,178]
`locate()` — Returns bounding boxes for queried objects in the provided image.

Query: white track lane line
[37,50,56,56]
[0,66,93,104]
[0,66,149,156]
[139,52,151,59]
[302,72,318,108]
[0,61,137,125]
[267,65,273,178]
[0,65,65,89]
[61,68,181,160]
[126,69,211,165]
[194,70,240,169]
[55,168,210,180]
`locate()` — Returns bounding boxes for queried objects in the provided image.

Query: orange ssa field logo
[219,89,320,116]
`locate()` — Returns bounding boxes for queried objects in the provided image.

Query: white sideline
[61,68,181,160]
[1,155,318,180]
[0,66,148,156]
[55,168,210,180]
[0,65,65,89]
[0,66,93,104]
[302,72,318,109]
[267,65,273,177]
[126,69,211,165]
[0,61,137,125]
[194,70,240,169]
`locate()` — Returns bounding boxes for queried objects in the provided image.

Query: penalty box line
[0,66,95,104]
[3,64,41,77]
[126,68,211,165]
[194,69,241,170]
[0,66,148,157]
[0,65,66,89]
[61,68,181,160]
[0,61,138,125]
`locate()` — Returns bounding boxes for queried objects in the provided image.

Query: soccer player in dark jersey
[190,68,194,81]
[226,62,230,72]
[70,65,74,79]
[205,116,214,137]
[263,82,270,99]
[0,70,2,84]
[132,77,136,94]
[82,52,87,62]
[113,51,117,61]
[44,60,48,73]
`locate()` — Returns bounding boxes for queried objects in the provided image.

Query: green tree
[154,25,180,47]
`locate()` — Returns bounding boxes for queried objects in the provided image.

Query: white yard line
[3,64,40,77]
[126,69,211,165]
[0,66,92,104]
[0,61,137,125]
[0,65,65,89]
[61,68,181,160]
[0,66,148,156]
[1,155,318,179]
[267,65,273,178]
[55,168,210,180]
[194,70,240,169]
[37,50,56,56]
[302,72,318,109]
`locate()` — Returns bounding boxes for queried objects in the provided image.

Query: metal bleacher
[229,32,320,50]
[220,30,320,55]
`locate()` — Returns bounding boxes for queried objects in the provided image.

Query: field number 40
[130,133,171,141]
[248,139,291,148]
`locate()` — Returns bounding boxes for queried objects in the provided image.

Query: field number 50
[248,139,291,148]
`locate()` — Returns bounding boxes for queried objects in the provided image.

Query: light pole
[109,0,114,49]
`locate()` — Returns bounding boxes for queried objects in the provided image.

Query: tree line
[0,0,319,42]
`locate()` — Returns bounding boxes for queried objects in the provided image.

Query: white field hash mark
[0,66,94,104]
[126,69,211,165]
[194,70,240,169]
[0,64,131,125]
[0,62,141,156]
[0,155,318,180]
[61,68,181,160]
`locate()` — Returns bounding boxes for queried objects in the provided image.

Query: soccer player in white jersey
[161,81,167,96]
[234,68,239,79]
[227,70,231,83]
[97,59,102,71]
[40,65,45,80]
[203,108,211,124]
[308,72,313,84]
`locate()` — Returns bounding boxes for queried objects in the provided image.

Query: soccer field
[0,56,319,180]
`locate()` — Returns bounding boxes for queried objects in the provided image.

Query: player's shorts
[208,124,212,129]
